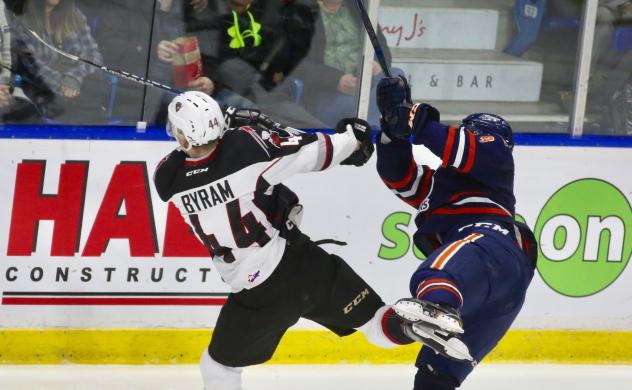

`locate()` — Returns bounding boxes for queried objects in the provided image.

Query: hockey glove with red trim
[335,118,374,167]
[224,107,278,131]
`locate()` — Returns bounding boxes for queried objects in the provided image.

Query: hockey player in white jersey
[153,91,418,389]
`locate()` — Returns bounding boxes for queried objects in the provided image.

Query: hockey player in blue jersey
[375,76,538,389]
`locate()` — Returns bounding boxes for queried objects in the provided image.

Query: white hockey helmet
[166,91,227,150]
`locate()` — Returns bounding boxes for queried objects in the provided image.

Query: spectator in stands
[215,0,311,91]
[87,0,252,125]
[155,0,214,97]
[125,0,257,125]
[0,0,40,123]
[147,0,257,125]
[294,0,400,128]
[13,0,105,123]
[0,0,11,110]
[210,0,325,128]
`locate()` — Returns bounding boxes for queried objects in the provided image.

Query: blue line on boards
[1,125,631,148]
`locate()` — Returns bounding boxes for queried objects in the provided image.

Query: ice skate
[394,298,473,362]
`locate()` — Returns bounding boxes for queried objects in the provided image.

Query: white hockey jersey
[154,124,357,292]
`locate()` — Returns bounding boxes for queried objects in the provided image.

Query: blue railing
[1,125,632,148]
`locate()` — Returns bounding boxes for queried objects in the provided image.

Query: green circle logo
[535,179,631,297]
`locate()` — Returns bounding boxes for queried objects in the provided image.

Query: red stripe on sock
[416,286,463,306]
[415,278,459,295]
[381,307,405,345]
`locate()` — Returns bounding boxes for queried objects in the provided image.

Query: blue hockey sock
[410,271,463,310]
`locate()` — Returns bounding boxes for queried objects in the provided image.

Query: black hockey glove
[335,118,374,167]
[410,103,441,144]
[379,104,413,141]
[377,76,413,141]
[224,107,277,130]
[377,75,412,116]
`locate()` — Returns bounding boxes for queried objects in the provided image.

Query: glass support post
[571,0,599,137]
[357,0,382,122]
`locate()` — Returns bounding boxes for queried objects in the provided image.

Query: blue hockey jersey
[377,114,520,256]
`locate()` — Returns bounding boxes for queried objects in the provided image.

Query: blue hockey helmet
[461,113,514,149]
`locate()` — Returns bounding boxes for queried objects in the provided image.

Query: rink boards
[0,138,630,363]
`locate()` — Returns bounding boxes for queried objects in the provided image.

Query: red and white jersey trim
[452,196,512,215]
[442,126,477,173]
[393,168,424,198]
[453,127,467,168]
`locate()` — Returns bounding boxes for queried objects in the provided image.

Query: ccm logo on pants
[344,288,370,314]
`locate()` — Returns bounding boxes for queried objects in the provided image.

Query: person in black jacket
[294,0,402,128]
[149,0,257,125]
[89,0,254,125]
[215,0,312,90]
[211,0,326,128]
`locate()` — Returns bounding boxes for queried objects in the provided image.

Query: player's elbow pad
[153,181,172,203]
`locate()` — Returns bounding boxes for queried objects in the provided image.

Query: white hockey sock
[200,349,243,390]
[357,305,402,349]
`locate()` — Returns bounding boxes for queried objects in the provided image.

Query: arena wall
[0,137,630,363]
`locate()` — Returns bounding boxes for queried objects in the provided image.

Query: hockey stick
[25,28,181,95]
[355,0,391,77]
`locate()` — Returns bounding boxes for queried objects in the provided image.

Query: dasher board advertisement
[0,139,630,330]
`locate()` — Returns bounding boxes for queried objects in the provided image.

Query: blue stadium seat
[542,16,580,31]
[505,0,546,56]
[612,27,632,52]
[506,0,632,57]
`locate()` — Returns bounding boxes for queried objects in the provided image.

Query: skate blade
[445,337,474,362]
[413,324,474,362]
[393,300,464,334]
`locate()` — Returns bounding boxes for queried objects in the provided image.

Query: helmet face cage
[166,120,175,138]
[461,113,514,149]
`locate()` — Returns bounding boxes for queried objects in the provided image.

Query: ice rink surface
[1,364,631,390]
